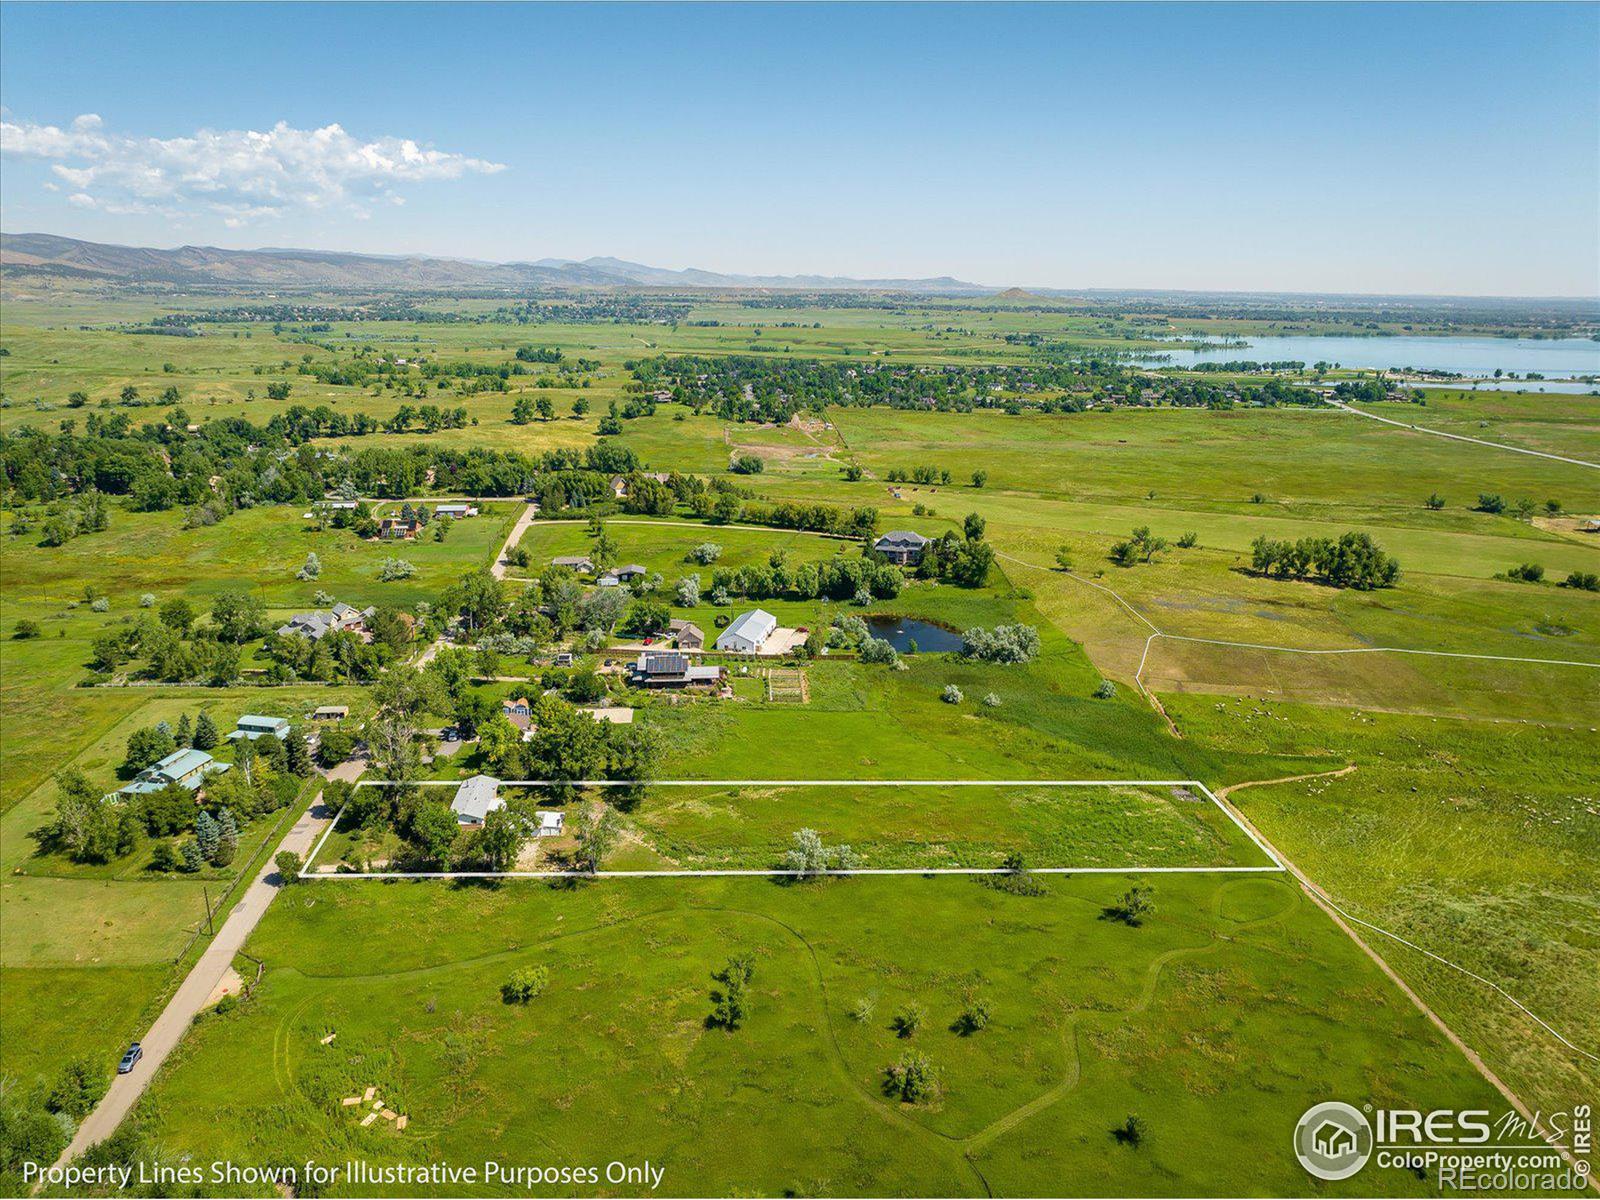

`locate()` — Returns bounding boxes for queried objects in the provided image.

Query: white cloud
[0,114,505,222]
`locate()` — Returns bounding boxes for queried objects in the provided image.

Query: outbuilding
[715,609,778,654]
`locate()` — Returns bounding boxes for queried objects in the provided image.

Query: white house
[451,775,504,827]
[716,609,778,654]
[434,503,479,519]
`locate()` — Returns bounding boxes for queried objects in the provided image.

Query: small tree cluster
[1249,532,1400,590]
[883,1053,940,1104]
[502,964,550,1004]
[961,624,1040,664]
[710,954,755,1029]
[782,828,858,878]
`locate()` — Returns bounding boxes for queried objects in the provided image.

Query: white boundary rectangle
[302,779,1286,879]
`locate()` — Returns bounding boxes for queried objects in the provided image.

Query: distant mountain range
[0,233,990,293]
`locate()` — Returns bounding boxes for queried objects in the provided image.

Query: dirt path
[51,761,366,1172]
[491,500,540,580]
[1327,398,1600,470]
[1211,769,1597,1191]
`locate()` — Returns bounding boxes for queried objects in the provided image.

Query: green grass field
[1,292,1595,1196]
[135,873,1502,1198]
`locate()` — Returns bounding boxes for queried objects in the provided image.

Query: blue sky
[2,2,1596,295]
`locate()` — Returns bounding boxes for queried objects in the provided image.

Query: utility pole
[202,885,215,937]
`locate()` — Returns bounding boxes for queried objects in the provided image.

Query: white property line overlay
[300,778,1285,880]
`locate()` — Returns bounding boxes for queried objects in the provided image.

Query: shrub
[892,1001,925,1038]
[274,850,304,883]
[851,995,877,1023]
[46,1059,107,1120]
[90,598,109,613]
[1114,1114,1148,1147]
[316,727,355,767]
[962,624,1040,664]
[981,692,1001,707]
[501,965,550,1004]
[1105,884,1156,925]
[1176,531,1198,548]
[379,557,417,581]
[1507,562,1544,583]
[782,828,856,877]
[954,996,991,1035]
[149,842,182,872]
[710,955,754,1029]
[884,1053,940,1104]
[858,637,898,665]
[1561,571,1600,592]
[689,543,723,565]
[139,593,156,607]
[941,684,963,704]
[13,619,41,639]
[984,851,1046,896]
[729,454,765,475]
[1094,679,1116,699]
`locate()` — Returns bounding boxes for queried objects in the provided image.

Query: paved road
[52,761,365,1168]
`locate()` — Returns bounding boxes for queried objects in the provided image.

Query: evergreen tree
[195,810,220,862]
[192,711,219,750]
[180,839,204,873]
[214,808,239,867]
[175,712,192,747]
[284,728,311,776]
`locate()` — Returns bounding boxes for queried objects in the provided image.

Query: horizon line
[5,229,1599,304]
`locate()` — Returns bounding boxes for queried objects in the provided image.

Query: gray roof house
[276,602,374,641]
[715,609,778,654]
[118,748,229,798]
[551,555,594,572]
[451,775,505,827]
[228,714,292,742]
[628,651,724,689]
[614,564,647,582]
[874,530,931,565]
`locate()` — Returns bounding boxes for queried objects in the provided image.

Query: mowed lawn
[137,874,1502,1197]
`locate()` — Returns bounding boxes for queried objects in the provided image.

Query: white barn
[715,609,777,654]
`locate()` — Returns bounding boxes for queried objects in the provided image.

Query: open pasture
[133,872,1503,1197]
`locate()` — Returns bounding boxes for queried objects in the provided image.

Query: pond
[865,615,965,653]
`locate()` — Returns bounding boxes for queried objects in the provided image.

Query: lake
[1137,334,1600,381]
[866,615,965,653]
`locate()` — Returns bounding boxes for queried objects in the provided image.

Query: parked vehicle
[118,1042,143,1073]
